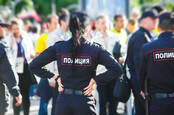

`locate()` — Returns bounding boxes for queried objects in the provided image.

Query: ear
[157,25,162,33]
[60,20,65,26]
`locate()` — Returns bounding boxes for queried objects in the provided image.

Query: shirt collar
[140,27,152,38]
[158,32,174,39]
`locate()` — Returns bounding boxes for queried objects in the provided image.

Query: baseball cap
[0,19,9,27]
[139,9,159,21]
[159,12,174,24]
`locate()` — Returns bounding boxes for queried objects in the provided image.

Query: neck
[48,28,54,33]
[16,35,21,42]
[100,30,107,36]
[60,25,66,33]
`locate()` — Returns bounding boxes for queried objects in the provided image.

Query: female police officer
[139,12,174,115]
[29,12,122,115]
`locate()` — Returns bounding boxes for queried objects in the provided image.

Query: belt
[151,92,174,99]
[61,88,83,95]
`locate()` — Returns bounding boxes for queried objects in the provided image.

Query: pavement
[5,96,127,115]
[5,96,52,115]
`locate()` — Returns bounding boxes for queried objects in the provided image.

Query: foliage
[0,0,13,5]
[55,0,78,12]
[131,0,174,12]
[33,0,77,16]
[165,0,174,11]
[14,0,33,15]
[32,0,51,16]
[131,0,140,9]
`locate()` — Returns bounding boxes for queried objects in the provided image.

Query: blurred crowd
[0,5,173,115]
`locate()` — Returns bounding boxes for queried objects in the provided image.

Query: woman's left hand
[83,78,96,96]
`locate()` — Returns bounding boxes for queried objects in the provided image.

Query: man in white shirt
[46,9,70,115]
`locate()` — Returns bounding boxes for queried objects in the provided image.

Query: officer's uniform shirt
[30,38,122,90]
[126,27,152,115]
[139,32,174,94]
[46,28,70,75]
[127,27,152,81]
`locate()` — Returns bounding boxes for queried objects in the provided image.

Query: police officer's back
[139,12,174,115]
[30,12,122,115]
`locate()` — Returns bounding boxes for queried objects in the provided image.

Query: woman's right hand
[83,78,96,96]
[57,77,64,92]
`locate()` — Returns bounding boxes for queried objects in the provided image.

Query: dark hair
[114,14,123,21]
[11,20,18,25]
[70,12,89,47]
[10,20,19,30]
[128,19,135,25]
[45,16,52,23]
[159,13,174,31]
[96,15,105,22]
[28,26,38,33]
[69,12,89,67]
[58,8,69,25]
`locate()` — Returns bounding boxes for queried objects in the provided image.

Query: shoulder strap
[144,33,151,43]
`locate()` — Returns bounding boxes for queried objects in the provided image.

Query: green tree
[0,0,33,16]
[14,0,33,15]
[165,2,174,11]
[0,0,13,5]
[139,0,161,11]
[33,0,77,16]
[32,0,51,16]
[55,0,77,12]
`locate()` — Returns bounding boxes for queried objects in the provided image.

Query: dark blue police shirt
[127,27,152,79]
[139,32,174,94]
[0,41,20,97]
[30,38,122,90]
[126,27,152,95]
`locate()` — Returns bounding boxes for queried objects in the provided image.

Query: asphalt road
[6,97,52,115]
[5,96,127,115]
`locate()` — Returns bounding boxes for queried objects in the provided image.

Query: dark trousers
[55,94,96,115]
[13,64,31,115]
[130,77,145,115]
[38,79,58,115]
[52,84,58,115]
[97,79,118,115]
[150,97,174,115]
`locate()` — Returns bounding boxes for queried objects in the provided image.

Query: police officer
[126,10,158,115]
[139,12,174,115]
[0,22,22,115]
[29,12,122,115]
